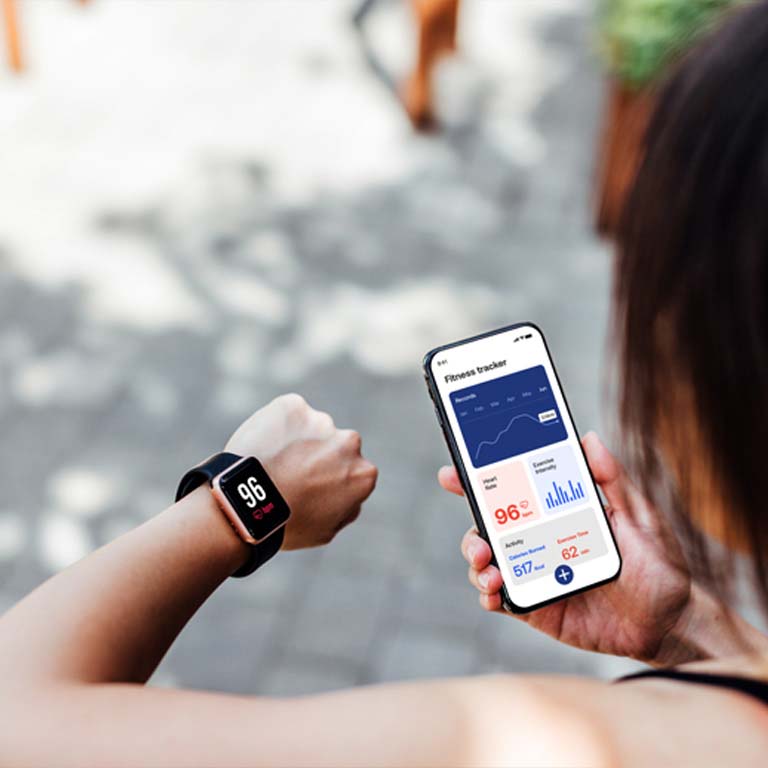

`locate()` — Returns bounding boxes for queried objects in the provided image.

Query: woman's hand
[226,393,378,550]
[440,432,696,665]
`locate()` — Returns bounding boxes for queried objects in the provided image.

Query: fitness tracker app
[424,323,621,612]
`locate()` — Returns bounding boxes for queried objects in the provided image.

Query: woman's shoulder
[480,665,768,768]
[448,674,619,766]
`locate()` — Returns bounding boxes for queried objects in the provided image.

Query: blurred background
[0,0,745,694]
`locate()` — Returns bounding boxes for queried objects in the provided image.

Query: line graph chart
[450,365,568,468]
[472,412,562,462]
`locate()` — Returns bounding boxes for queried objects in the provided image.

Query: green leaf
[597,0,744,88]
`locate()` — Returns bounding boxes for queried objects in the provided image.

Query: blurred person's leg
[403,0,460,130]
[353,0,380,27]
[2,0,22,72]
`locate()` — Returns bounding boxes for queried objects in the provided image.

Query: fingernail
[478,572,489,589]
[468,542,482,561]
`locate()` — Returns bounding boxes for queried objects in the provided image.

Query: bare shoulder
[457,674,620,767]
[488,671,768,768]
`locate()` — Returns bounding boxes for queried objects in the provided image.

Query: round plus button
[554,564,574,585]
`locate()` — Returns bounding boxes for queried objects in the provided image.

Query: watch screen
[220,458,290,542]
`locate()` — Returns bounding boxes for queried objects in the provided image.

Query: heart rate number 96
[495,504,522,526]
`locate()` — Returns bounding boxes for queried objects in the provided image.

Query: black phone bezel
[423,321,622,614]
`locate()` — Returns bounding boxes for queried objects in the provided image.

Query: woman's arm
[0,394,612,768]
[0,487,245,688]
[0,491,610,768]
[0,394,377,688]
[2,666,613,768]
[0,395,384,764]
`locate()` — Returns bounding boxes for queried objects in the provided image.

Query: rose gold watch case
[211,457,289,545]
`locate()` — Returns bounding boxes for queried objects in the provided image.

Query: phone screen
[426,323,620,611]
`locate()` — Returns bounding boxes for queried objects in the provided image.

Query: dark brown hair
[616,1,768,614]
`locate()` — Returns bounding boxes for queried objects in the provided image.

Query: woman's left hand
[225,393,378,550]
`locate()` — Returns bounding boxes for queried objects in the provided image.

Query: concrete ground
[0,0,643,695]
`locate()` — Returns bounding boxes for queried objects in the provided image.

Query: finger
[353,459,378,498]
[276,393,310,432]
[338,428,363,454]
[311,410,336,437]
[468,563,503,594]
[582,431,654,527]
[582,431,630,510]
[274,392,308,410]
[438,465,465,496]
[460,528,493,569]
[479,592,503,612]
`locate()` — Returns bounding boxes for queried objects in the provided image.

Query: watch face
[219,458,290,542]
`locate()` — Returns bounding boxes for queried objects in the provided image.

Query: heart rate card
[479,462,540,532]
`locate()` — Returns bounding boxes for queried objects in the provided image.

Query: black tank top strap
[618,668,768,707]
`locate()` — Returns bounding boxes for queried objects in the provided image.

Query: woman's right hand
[226,394,378,551]
[440,432,696,666]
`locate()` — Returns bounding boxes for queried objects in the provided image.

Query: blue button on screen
[554,564,574,585]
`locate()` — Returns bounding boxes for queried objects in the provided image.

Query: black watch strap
[175,452,284,578]
[232,525,284,578]
[175,452,242,501]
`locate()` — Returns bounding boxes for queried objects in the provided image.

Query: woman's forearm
[0,673,611,768]
[0,487,248,686]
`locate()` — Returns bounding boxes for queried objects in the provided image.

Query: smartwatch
[175,452,291,577]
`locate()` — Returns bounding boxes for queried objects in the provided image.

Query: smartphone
[423,322,621,613]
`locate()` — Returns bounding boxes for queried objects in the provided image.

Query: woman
[3,3,768,765]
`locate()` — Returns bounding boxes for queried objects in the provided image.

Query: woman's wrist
[171,485,251,578]
[651,583,766,667]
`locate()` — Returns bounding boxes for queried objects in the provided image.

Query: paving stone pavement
[0,0,644,695]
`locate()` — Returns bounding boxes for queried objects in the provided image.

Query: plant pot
[594,80,654,239]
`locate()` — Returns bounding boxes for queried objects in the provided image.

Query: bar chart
[544,478,585,509]
[529,444,587,514]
